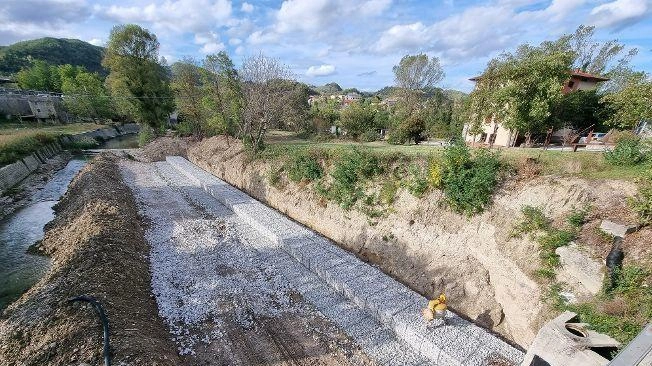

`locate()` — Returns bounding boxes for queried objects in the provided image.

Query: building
[463,69,609,147]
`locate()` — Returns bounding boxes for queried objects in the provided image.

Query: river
[0,133,139,312]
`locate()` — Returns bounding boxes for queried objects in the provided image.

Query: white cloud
[275,0,391,33]
[241,2,254,13]
[200,41,225,54]
[589,0,650,30]
[229,38,242,46]
[88,38,103,46]
[100,0,232,33]
[306,64,336,77]
[374,22,429,53]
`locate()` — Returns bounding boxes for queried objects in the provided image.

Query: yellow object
[423,293,447,321]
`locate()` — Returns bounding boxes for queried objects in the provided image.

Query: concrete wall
[0,123,139,193]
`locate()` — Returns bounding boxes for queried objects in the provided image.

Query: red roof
[469,69,609,82]
[569,69,609,81]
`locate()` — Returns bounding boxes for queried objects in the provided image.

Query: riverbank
[0,154,180,365]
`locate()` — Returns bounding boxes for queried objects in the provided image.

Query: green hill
[0,38,105,75]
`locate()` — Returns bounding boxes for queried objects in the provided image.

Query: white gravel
[120,161,304,355]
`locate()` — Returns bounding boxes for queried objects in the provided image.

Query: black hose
[68,295,110,366]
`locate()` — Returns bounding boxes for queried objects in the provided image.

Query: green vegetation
[440,143,501,215]
[604,134,649,166]
[285,152,323,182]
[513,206,651,344]
[104,24,174,132]
[0,37,104,75]
[0,122,102,165]
[321,148,383,210]
[628,173,652,226]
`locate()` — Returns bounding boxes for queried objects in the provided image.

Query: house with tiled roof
[463,69,609,147]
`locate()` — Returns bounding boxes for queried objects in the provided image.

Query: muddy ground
[0,154,181,365]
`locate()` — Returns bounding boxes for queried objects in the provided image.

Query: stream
[0,133,138,312]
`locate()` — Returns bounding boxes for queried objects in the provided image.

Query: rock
[600,220,637,238]
[556,243,604,296]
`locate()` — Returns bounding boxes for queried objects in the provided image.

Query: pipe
[68,295,110,366]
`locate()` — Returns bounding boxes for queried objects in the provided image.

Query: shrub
[326,148,382,209]
[267,166,283,187]
[512,206,550,237]
[604,135,647,166]
[138,125,155,147]
[628,173,652,226]
[440,143,501,215]
[428,161,443,188]
[285,152,323,182]
[567,207,589,228]
[380,180,399,205]
[360,129,380,142]
[405,163,429,197]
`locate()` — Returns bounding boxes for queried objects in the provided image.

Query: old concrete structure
[522,311,619,365]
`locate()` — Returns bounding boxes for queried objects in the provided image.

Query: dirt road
[120,159,376,365]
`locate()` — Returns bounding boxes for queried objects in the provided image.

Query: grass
[263,130,650,181]
[0,122,103,165]
[513,205,651,345]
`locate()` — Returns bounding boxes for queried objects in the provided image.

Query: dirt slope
[0,154,181,365]
[188,136,645,348]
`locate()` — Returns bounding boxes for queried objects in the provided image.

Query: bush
[567,208,588,228]
[325,148,383,209]
[138,125,156,147]
[360,129,380,142]
[428,161,443,188]
[604,135,647,166]
[405,163,429,197]
[379,180,399,205]
[628,173,652,226]
[440,143,501,215]
[285,152,323,182]
[511,206,550,237]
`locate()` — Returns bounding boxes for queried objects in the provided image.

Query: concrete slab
[600,220,637,238]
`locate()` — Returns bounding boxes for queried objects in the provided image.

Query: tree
[239,53,296,152]
[393,54,444,111]
[171,58,206,136]
[16,60,60,91]
[467,42,574,145]
[61,70,113,119]
[601,73,652,130]
[340,102,375,139]
[548,89,608,131]
[103,24,174,131]
[201,52,244,137]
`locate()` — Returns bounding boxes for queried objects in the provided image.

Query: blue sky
[1,0,651,92]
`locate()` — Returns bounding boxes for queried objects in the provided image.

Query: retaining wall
[166,156,525,366]
[0,123,139,194]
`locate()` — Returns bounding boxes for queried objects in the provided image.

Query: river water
[0,134,140,312]
[0,160,87,311]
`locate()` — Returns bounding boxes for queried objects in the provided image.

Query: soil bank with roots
[0,154,181,365]
[188,135,651,348]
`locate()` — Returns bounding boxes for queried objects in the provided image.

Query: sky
[1,0,651,92]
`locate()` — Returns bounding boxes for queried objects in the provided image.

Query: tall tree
[171,58,205,136]
[601,73,652,130]
[467,42,574,145]
[103,24,174,131]
[239,53,296,151]
[61,70,113,119]
[201,52,244,137]
[392,54,444,111]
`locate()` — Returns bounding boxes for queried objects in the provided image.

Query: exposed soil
[187,135,647,348]
[136,136,191,162]
[0,152,73,220]
[0,154,181,365]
